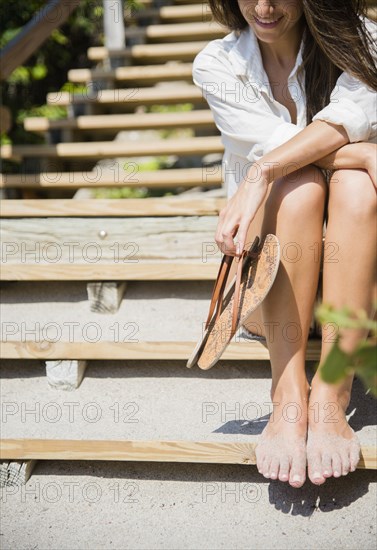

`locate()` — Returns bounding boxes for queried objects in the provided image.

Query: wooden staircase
[1,0,376,484]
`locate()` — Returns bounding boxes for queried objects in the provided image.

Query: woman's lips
[253,15,284,29]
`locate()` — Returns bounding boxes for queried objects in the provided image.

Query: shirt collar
[228,25,305,92]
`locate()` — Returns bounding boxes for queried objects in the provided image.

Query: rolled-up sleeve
[312,73,376,142]
[192,48,303,162]
[312,17,377,143]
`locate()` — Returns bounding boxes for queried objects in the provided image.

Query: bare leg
[307,169,377,485]
[230,165,327,487]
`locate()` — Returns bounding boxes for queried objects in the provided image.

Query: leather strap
[204,253,233,330]
[204,237,261,336]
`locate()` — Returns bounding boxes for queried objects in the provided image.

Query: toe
[289,454,306,488]
[321,452,332,478]
[269,457,280,480]
[308,452,325,485]
[255,448,265,475]
[262,456,272,479]
[331,452,342,478]
[278,457,290,482]
[349,440,361,472]
[340,448,350,476]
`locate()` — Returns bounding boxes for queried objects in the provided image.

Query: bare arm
[256,120,376,185]
[314,142,376,186]
[217,120,376,255]
[256,120,349,183]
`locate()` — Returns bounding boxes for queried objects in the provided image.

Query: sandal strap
[204,253,233,330]
[205,237,261,334]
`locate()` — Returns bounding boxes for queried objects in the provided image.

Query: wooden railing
[0,0,81,81]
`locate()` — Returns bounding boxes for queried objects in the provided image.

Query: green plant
[316,303,377,396]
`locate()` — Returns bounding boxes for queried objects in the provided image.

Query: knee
[267,164,327,218]
[329,169,376,221]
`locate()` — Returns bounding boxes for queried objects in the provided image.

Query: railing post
[103,0,126,69]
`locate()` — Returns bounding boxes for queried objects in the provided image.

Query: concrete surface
[1,281,376,549]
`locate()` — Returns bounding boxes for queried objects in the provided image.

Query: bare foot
[307,383,361,485]
[255,386,309,488]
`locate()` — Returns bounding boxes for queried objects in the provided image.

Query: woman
[193,0,377,488]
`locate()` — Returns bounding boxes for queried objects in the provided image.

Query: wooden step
[46,84,204,107]
[1,136,223,160]
[0,340,321,361]
[87,41,208,63]
[0,263,219,281]
[1,438,374,468]
[68,62,194,84]
[1,214,221,280]
[0,167,222,189]
[0,197,225,217]
[124,21,226,43]
[127,3,212,24]
[159,3,212,23]
[1,357,375,468]
[24,110,215,133]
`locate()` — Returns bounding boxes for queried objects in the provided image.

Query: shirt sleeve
[312,18,377,142]
[192,47,303,162]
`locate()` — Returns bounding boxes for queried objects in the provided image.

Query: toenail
[323,470,330,476]
[334,471,341,477]
[292,474,301,483]
[313,472,321,480]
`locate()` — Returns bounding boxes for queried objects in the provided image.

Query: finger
[221,225,239,256]
[236,219,252,255]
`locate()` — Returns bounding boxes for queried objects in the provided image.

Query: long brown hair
[207,0,377,124]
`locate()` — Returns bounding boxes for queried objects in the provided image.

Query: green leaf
[352,342,377,396]
[31,64,47,80]
[319,341,351,384]
[8,65,30,85]
[51,29,68,45]
[316,303,377,333]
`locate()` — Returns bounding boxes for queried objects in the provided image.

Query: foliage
[0,0,103,149]
[316,304,377,396]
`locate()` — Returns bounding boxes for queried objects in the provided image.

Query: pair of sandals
[187,234,281,370]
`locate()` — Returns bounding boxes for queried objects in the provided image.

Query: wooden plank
[0,167,222,189]
[87,41,209,62]
[45,84,204,107]
[1,136,223,160]
[0,263,219,281]
[123,21,224,42]
[0,197,225,217]
[160,4,212,23]
[0,439,375,468]
[1,216,218,263]
[0,460,37,487]
[24,110,215,133]
[45,359,87,390]
[0,340,321,361]
[68,62,194,84]
[144,21,226,42]
[0,439,255,464]
[0,0,81,81]
[87,281,127,313]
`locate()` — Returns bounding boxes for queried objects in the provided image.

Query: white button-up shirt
[192,18,377,199]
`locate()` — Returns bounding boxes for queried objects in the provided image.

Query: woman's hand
[315,142,377,188]
[215,163,269,257]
